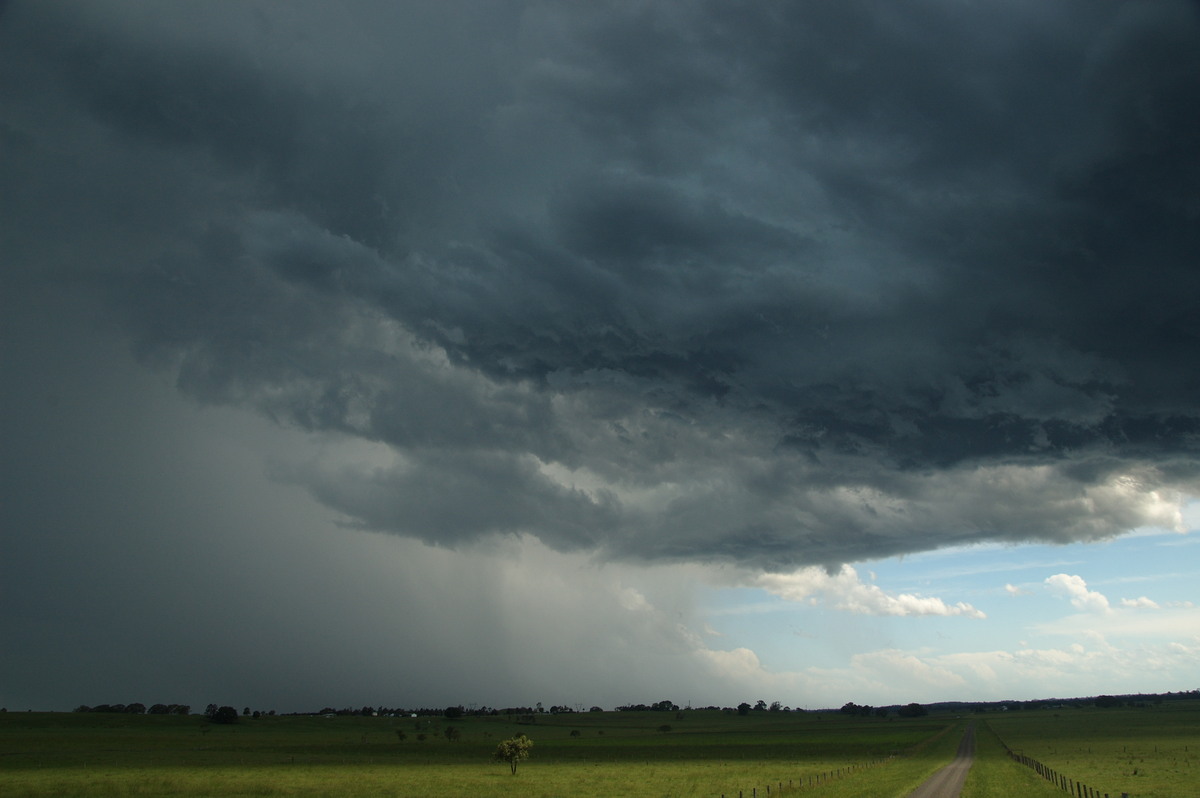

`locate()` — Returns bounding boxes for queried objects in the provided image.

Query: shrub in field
[493,734,533,774]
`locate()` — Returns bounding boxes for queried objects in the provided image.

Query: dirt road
[907,724,975,798]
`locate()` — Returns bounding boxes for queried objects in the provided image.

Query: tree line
[74,703,191,715]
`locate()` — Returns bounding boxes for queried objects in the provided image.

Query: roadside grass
[1,710,954,797]
[960,721,1067,798]
[772,719,968,798]
[982,700,1200,798]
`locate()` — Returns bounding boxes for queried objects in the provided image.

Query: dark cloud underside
[3,0,1199,569]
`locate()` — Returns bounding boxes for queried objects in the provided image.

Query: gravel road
[906,724,975,798]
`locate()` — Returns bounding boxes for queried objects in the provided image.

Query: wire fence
[718,756,896,798]
[990,724,1129,798]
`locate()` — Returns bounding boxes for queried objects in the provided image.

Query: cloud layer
[4,0,1200,574]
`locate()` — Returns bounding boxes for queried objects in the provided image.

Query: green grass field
[2,702,1196,796]
[983,701,1200,798]
[0,709,944,797]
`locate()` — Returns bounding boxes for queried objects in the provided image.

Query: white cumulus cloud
[1044,573,1111,613]
[757,565,986,618]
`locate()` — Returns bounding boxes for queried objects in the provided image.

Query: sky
[2,0,1199,714]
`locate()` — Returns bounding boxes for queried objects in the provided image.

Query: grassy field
[1,709,951,797]
[2,703,1196,796]
[983,700,1200,798]
[960,722,1072,798]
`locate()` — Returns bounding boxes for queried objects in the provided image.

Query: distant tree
[444,726,461,742]
[754,699,767,711]
[252,710,261,719]
[493,734,533,774]
[769,701,783,712]
[211,706,239,724]
[875,707,889,718]
[897,703,927,717]
[148,704,170,715]
[444,705,464,718]
[737,702,751,716]
[1095,695,1122,708]
[590,706,604,713]
[205,704,218,719]
[174,705,191,715]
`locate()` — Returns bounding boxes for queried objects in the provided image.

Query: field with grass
[2,702,1196,797]
[0,709,946,797]
[982,700,1200,798]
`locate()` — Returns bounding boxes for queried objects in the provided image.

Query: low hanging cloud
[757,566,986,618]
[4,0,1200,573]
[694,635,1200,705]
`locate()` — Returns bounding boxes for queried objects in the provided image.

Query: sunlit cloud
[757,566,985,618]
[1045,573,1111,613]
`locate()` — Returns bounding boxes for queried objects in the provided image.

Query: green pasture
[2,709,952,797]
[960,722,1073,798]
[983,700,1200,798]
[4,703,1195,797]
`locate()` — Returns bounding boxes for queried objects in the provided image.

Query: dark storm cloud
[4,0,1199,569]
